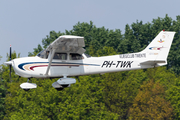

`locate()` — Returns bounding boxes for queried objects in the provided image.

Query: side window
[70,53,83,60]
[46,51,49,59]
[53,53,67,60]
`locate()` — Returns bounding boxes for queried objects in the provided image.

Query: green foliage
[4,66,179,119]
[129,80,173,120]
[142,67,180,119]
[6,51,20,62]
[28,44,43,56]
[96,46,117,57]
[3,76,119,120]
[101,70,147,119]
[0,51,20,120]
[0,80,6,120]
[166,77,180,120]
[42,31,65,49]
[32,21,123,56]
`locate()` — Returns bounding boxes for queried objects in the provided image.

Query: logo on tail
[158,35,166,43]
[158,39,164,43]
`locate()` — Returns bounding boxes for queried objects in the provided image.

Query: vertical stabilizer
[140,31,175,66]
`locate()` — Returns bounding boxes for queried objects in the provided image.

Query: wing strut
[45,48,56,75]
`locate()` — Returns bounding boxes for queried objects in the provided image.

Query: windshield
[84,53,91,58]
[37,49,49,59]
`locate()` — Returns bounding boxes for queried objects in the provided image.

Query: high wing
[46,35,86,54]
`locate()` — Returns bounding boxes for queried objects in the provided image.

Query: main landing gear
[52,78,76,91]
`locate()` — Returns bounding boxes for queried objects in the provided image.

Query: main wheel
[61,84,69,88]
[55,87,64,91]
[23,89,30,91]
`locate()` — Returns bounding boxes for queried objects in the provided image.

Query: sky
[0,0,180,64]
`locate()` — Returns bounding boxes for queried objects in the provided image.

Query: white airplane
[5,30,175,91]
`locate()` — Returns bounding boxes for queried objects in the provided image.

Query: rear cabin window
[53,53,67,60]
[70,53,83,60]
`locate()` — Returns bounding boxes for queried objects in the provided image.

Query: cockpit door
[49,53,69,77]
[66,53,83,76]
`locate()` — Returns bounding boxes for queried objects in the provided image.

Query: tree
[129,80,173,120]
[0,60,6,120]
[0,82,6,120]
[29,21,123,56]
[28,44,43,56]
[42,31,64,49]
[100,69,147,119]
[0,55,6,120]
[166,75,180,120]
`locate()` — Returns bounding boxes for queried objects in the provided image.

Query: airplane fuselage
[11,53,153,78]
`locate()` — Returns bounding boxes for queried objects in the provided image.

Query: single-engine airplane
[5,30,175,91]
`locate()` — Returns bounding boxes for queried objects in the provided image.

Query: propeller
[4,45,13,81]
[5,45,37,90]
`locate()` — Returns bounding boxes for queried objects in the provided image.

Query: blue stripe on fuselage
[18,62,100,71]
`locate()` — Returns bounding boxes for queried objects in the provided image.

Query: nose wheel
[20,78,37,91]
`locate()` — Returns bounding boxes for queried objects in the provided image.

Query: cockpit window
[53,53,67,60]
[70,53,84,60]
[37,50,49,59]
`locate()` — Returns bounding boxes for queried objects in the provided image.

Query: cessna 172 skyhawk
[5,30,175,91]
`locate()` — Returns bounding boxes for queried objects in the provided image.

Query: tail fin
[140,30,175,66]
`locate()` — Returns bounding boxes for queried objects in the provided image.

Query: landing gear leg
[27,78,30,82]
[23,78,30,91]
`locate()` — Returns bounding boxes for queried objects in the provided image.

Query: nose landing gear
[20,78,37,91]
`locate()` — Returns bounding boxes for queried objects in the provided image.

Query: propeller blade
[10,64,11,80]
[10,45,12,81]
[10,45,11,61]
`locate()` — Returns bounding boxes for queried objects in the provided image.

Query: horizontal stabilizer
[140,60,166,66]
